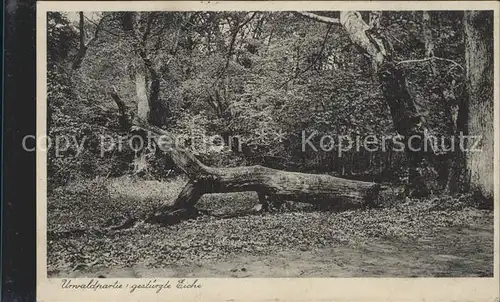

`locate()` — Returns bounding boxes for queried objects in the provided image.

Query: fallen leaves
[47,180,493,276]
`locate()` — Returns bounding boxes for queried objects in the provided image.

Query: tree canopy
[47,11,474,197]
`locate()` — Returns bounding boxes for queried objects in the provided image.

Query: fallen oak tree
[144,122,382,224]
[110,88,381,225]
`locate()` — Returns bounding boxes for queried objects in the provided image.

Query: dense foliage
[47,11,465,190]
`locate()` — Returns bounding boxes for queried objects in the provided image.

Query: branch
[223,12,258,74]
[205,12,258,102]
[142,13,157,43]
[396,56,464,71]
[167,13,193,56]
[239,11,258,29]
[109,86,132,131]
[278,23,333,89]
[83,14,122,37]
[295,11,340,25]
[72,12,104,69]
[84,15,105,48]
[109,87,208,179]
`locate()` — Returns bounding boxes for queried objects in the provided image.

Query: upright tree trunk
[463,11,494,199]
[122,12,166,174]
[299,11,430,197]
[135,68,150,120]
[122,12,164,127]
[422,11,437,74]
[72,12,87,70]
[343,11,430,197]
[133,65,150,174]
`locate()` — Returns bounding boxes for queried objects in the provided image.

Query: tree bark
[345,11,430,196]
[422,11,437,74]
[135,67,150,121]
[421,11,463,195]
[72,12,87,70]
[132,66,149,174]
[110,85,132,131]
[72,12,102,70]
[122,12,164,127]
[121,12,167,174]
[463,11,494,199]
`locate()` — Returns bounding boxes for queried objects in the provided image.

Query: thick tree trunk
[422,11,437,74]
[122,12,165,127]
[348,11,432,197]
[135,68,150,120]
[378,62,429,197]
[72,12,101,70]
[137,43,163,127]
[110,86,132,131]
[299,11,430,197]
[146,164,381,224]
[463,11,494,199]
[422,11,458,194]
[72,12,87,70]
[122,12,166,174]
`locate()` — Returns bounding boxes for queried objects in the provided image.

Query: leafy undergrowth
[47,177,494,277]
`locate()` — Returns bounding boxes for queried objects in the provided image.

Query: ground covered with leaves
[47,176,494,278]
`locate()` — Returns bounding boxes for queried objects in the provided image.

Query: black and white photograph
[42,3,497,285]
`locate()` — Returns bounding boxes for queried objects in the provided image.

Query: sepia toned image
[37,1,499,301]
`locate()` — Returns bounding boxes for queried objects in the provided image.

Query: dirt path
[64,225,493,278]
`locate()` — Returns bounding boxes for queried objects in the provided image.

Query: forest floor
[47,176,494,278]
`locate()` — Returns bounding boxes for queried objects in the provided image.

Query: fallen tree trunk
[146,163,381,224]
[126,121,381,225]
